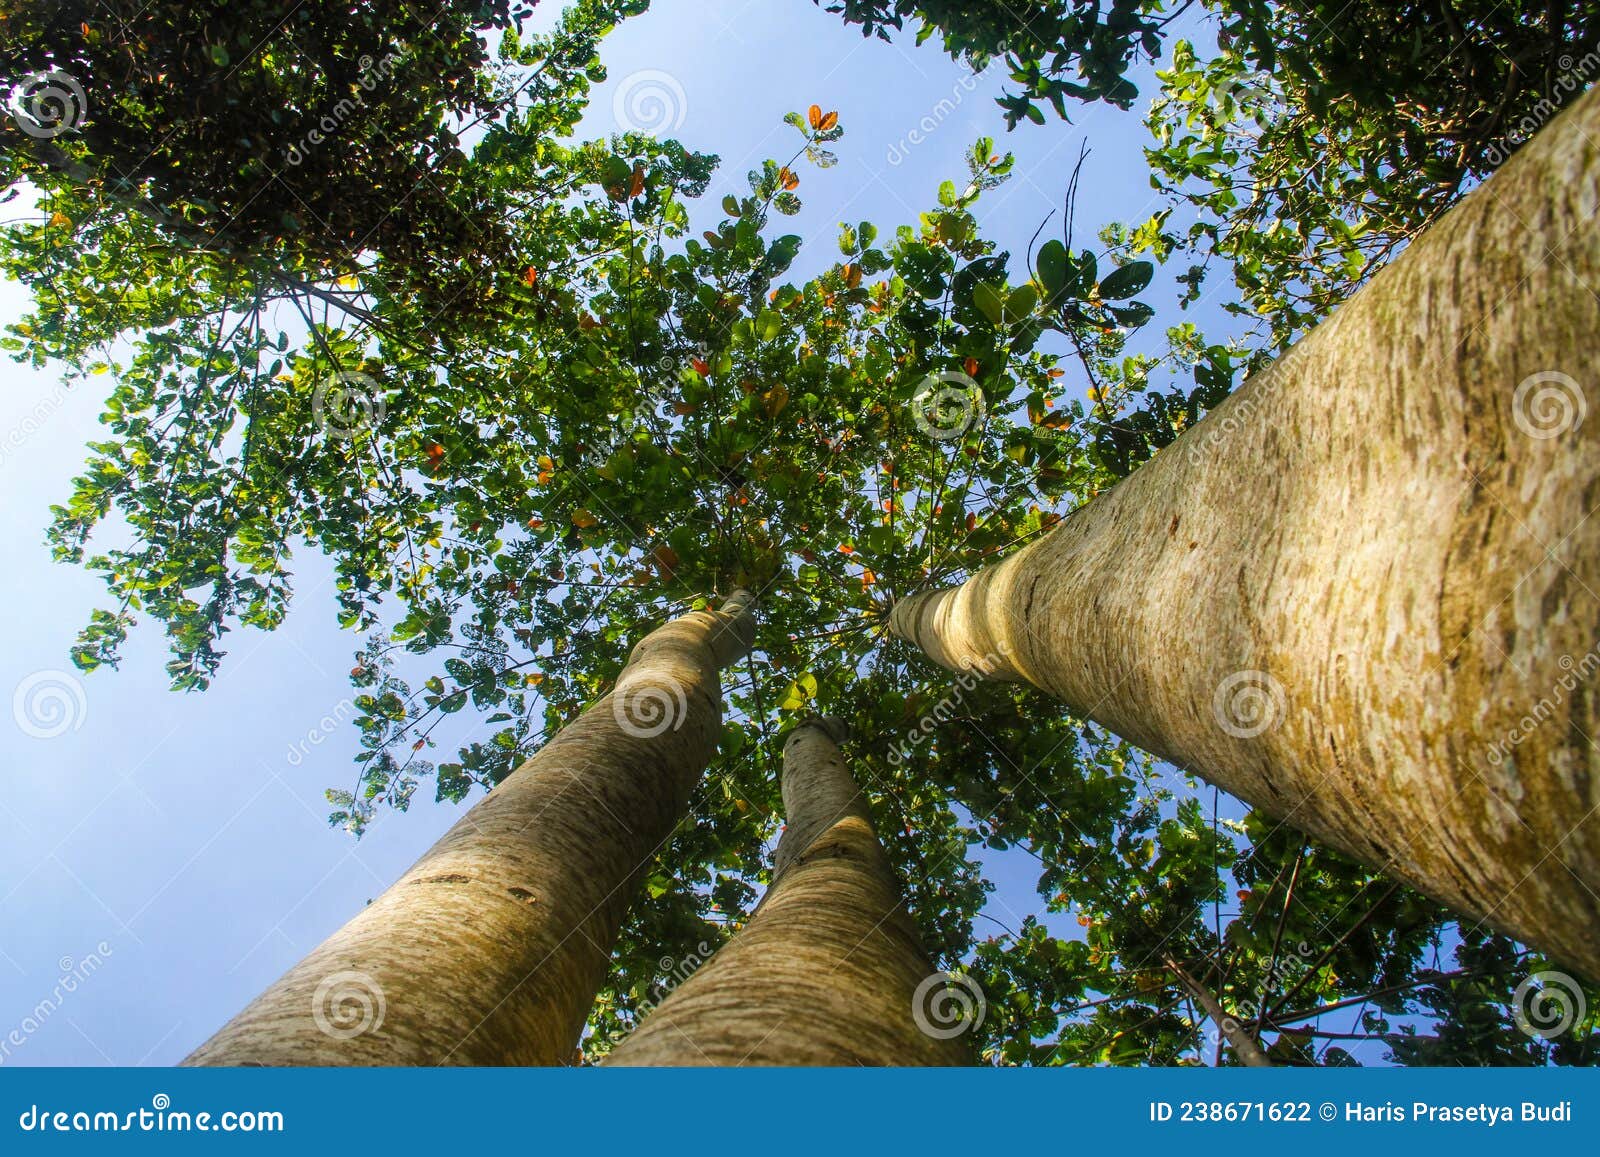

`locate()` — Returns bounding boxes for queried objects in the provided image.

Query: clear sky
[0,0,1225,1065]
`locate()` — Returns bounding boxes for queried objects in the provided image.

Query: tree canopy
[5,0,1597,1066]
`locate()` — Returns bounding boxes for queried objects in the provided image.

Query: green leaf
[1109,302,1154,328]
[1097,261,1154,300]
[1036,240,1068,299]
[1006,284,1038,322]
[973,282,1005,326]
[777,672,819,711]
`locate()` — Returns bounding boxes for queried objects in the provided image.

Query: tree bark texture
[891,89,1600,978]
[186,591,756,1065]
[606,718,976,1065]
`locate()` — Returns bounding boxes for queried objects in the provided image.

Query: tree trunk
[605,717,974,1065]
[185,591,756,1066]
[890,88,1600,978]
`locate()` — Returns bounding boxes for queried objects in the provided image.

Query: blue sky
[0,0,1235,1065]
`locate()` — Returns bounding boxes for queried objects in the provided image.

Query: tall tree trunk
[186,591,756,1066]
[606,718,974,1065]
[890,88,1600,978]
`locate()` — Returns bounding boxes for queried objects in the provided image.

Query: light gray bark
[186,591,755,1065]
[891,88,1600,977]
[606,717,975,1065]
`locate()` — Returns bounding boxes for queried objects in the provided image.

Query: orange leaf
[778,167,799,191]
[629,163,645,199]
[672,400,699,415]
[843,263,862,289]
[691,357,710,377]
[571,508,599,529]
[651,543,680,577]
[761,382,789,418]
[860,568,877,588]
[808,103,823,130]
[818,110,838,131]
[522,265,538,287]
[963,356,979,378]
[837,544,855,555]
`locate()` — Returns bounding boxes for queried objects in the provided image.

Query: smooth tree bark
[891,87,1600,977]
[606,717,974,1065]
[186,591,756,1066]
